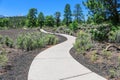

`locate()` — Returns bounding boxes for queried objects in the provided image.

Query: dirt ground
[0,29,67,80]
[70,42,120,80]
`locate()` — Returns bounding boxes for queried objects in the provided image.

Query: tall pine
[64,4,72,26]
[37,12,45,28]
[27,8,37,27]
[73,4,84,23]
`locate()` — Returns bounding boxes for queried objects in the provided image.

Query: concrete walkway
[28,30,106,80]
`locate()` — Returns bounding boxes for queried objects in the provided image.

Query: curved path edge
[28,29,106,80]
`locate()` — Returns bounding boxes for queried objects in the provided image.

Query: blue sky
[0,0,88,19]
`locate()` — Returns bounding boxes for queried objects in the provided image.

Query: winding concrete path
[28,30,106,80]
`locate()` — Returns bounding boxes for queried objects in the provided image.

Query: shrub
[16,34,25,50]
[0,35,3,44]
[46,35,58,45]
[55,26,73,35]
[0,48,8,66]
[74,31,93,54]
[102,49,112,59]
[109,30,120,43]
[90,50,98,62]
[16,32,58,51]
[108,31,116,43]
[0,35,14,48]
[65,29,74,35]
[109,69,116,78]
[90,24,112,41]
[69,21,78,32]
[4,36,14,48]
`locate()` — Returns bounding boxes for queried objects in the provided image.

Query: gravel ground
[70,47,120,80]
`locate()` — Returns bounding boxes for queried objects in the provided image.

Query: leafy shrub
[0,35,14,48]
[108,31,116,43]
[90,50,98,62]
[109,69,116,78]
[102,49,112,59]
[4,36,14,48]
[55,26,73,35]
[0,48,8,66]
[0,35,3,44]
[109,30,120,43]
[74,31,93,54]
[46,35,58,45]
[16,32,58,51]
[90,24,112,41]
[69,21,78,32]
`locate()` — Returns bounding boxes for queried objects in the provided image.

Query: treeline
[0,16,26,29]
[22,3,85,28]
[0,1,120,29]
[0,3,84,29]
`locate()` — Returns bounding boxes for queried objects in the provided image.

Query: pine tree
[27,8,37,27]
[38,12,45,28]
[54,12,61,27]
[73,4,84,23]
[64,4,72,26]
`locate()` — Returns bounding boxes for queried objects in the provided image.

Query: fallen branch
[106,44,120,51]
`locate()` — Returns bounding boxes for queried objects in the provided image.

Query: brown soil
[0,29,67,80]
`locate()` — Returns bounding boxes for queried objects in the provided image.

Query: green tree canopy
[0,18,9,27]
[27,8,37,27]
[45,15,54,27]
[73,4,84,23]
[37,12,45,28]
[54,11,61,27]
[64,4,72,26]
[84,0,120,24]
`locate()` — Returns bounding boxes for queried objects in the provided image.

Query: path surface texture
[28,29,106,80]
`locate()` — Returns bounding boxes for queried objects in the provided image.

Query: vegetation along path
[28,29,106,80]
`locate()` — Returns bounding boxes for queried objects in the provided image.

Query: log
[105,44,120,51]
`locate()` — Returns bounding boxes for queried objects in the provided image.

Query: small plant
[108,31,116,43]
[0,35,3,44]
[90,50,98,62]
[0,48,8,66]
[102,49,112,59]
[4,36,14,48]
[74,31,93,54]
[118,56,120,66]
[108,30,120,43]
[109,69,116,78]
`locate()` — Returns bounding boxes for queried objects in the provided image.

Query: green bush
[0,48,8,66]
[102,49,112,59]
[4,36,14,48]
[109,30,120,43]
[109,31,116,43]
[0,35,14,48]
[0,35,3,44]
[46,35,58,45]
[69,21,78,32]
[74,31,93,54]
[109,69,116,78]
[16,32,58,51]
[90,50,98,62]
[90,24,111,41]
[55,26,73,35]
